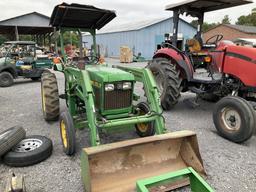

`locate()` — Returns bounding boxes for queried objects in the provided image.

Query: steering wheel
[206,34,223,45]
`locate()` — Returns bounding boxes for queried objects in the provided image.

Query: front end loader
[41,3,210,191]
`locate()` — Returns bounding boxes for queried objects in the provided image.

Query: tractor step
[190,78,221,85]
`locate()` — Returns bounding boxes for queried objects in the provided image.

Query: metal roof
[225,24,256,34]
[94,17,193,34]
[50,3,116,30]
[97,17,168,34]
[165,0,252,13]
[0,12,53,35]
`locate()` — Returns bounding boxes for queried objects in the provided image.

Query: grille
[104,89,132,110]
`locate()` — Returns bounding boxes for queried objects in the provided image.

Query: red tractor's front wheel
[148,58,182,110]
[213,96,255,143]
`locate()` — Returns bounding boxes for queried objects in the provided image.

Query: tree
[236,8,256,26]
[222,15,230,24]
[190,20,218,32]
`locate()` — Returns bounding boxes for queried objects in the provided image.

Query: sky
[0,0,255,27]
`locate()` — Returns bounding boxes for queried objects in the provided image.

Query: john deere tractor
[40,3,212,192]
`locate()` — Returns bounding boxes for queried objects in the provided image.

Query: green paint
[136,167,214,192]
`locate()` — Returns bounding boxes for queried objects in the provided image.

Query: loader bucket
[81,130,206,192]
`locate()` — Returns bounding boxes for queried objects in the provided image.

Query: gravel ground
[0,58,256,192]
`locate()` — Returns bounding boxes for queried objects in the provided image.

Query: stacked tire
[0,126,52,167]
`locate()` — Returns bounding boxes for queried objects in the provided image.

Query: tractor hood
[86,66,134,83]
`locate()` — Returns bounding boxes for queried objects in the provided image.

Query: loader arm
[116,66,166,134]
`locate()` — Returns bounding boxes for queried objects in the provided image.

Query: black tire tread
[3,135,53,167]
[149,58,182,110]
[59,111,76,156]
[0,126,26,157]
[0,71,14,87]
[213,96,254,143]
[41,72,60,121]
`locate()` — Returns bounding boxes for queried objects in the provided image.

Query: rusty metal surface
[83,131,205,192]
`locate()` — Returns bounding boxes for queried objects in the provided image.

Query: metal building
[83,17,196,59]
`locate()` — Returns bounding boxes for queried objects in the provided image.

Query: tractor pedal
[59,94,67,99]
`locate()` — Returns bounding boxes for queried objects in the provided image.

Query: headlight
[105,84,114,91]
[122,82,132,90]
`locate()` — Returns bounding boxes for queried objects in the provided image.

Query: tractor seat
[187,38,201,53]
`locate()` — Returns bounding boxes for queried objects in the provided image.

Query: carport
[0,12,55,47]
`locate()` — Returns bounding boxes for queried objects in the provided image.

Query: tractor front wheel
[59,111,76,156]
[41,72,60,121]
[148,58,182,110]
[213,96,254,143]
[135,102,155,137]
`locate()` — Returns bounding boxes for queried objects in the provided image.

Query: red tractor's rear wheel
[148,58,182,110]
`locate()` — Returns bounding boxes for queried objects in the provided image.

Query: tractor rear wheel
[0,71,14,87]
[148,58,182,110]
[135,102,155,137]
[41,72,60,121]
[59,110,76,156]
[213,96,254,143]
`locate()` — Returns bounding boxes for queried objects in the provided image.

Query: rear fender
[153,48,193,81]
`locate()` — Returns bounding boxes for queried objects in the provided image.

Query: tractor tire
[199,93,219,102]
[59,110,76,156]
[135,102,155,137]
[0,126,26,157]
[41,72,60,121]
[0,71,14,87]
[148,58,182,110]
[3,135,53,167]
[213,96,254,143]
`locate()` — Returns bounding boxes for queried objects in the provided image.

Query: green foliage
[236,8,256,26]
[222,15,231,24]
[62,31,79,47]
[190,20,219,32]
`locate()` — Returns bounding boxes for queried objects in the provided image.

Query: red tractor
[148,0,256,143]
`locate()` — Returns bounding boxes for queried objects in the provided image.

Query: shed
[0,12,54,46]
[83,17,196,59]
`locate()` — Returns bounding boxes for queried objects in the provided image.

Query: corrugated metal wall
[83,18,196,59]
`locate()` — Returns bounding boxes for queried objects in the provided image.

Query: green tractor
[0,41,53,87]
[41,3,210,192]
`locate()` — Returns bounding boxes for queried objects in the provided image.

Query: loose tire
[0,126,26,157]
[59,111,76,156]
[41,72,60,121]
[135,102,155,137]
[148,58,182,110]
[213,96,254,143]
[0,71,14,87]
[3,135,53,167]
